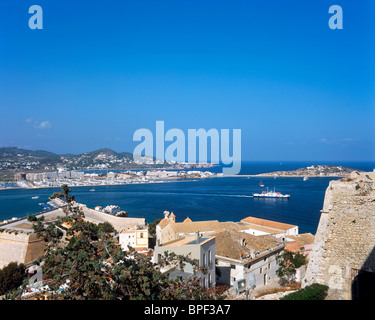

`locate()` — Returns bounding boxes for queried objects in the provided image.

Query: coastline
[0,174,346,192]
[0,178,201,192]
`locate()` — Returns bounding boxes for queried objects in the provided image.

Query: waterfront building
[14,172,26,181]
[26,172,47,181]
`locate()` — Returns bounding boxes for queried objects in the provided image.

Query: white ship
[303,177,308,181]
[253,187,290,199]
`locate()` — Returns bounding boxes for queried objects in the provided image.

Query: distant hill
[0,147,60,159]
[0,147,167,173]
[255,165,363,177]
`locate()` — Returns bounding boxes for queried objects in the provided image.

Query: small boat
[253,187,290,199]
[303,177,309,181]
[90,189,95,192]
[39,203,50,210]
[31,196,39,199]
[259,179,264,187]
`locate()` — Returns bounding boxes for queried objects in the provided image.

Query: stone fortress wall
[303,171,375,300]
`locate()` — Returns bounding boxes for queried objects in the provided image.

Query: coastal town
[0,147,216,182]
[0,169,219,191]
[1,169,374,300]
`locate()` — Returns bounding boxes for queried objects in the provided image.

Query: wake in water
[123,191,254,198]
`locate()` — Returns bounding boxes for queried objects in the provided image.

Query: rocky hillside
[0,147,163,173]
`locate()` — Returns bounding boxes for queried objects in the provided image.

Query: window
[231,264,236,269]
[202,253,206,266]
[260,267,263,274]
[140,233,143,238]
[268,263,271,270]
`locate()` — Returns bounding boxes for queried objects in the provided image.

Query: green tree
[98,221,115,234]
[148,218,162,237]
[276,250,307,285]
[0,262,26,295]
[49,184,75,202]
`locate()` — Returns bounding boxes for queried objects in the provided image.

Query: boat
[90,189,95,192]
[303,177,309,181]
[259,179,265,187]
[31,196,39,199]
[39,203,50,210]
[253,187,290,199]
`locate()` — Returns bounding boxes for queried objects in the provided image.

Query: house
[214,229,285,289]
[154,233,216,288]
[119,226,149,251]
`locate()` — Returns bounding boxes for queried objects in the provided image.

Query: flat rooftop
[161,236,214,248]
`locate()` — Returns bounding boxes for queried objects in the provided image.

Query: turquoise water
[1,161,374,234]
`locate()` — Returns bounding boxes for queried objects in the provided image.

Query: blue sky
[0,0,374,161]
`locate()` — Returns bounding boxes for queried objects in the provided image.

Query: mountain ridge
[0,146,164,173]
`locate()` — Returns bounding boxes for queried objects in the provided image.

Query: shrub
[276,250,307,285]
[280,283,329,300]
[0,262,26,295]
[98,221,115,233]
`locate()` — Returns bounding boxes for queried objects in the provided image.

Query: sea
[0,161,374,235]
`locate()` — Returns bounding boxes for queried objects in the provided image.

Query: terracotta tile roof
[157,217,171,227]
[214,229,279,260]
[287,233,315,246]
[241,216,297,231]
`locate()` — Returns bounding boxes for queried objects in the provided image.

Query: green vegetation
[280,283,329,300]
[97,221,115,233]
[0,262,26,295]
[276,250,307,285]
[148,218,162,236]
